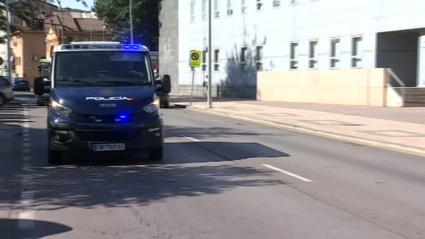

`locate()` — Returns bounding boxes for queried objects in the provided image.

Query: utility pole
[129,0,133,44]
[5,1,11,80]
[207,0,212,108]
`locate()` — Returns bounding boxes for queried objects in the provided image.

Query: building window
[241,0,247,13]
[330,38,340,69]
[15,57,21,66]
[291,0,299,5]
[351,36,362,68]
[191,0,196,22]
[214,49,220,71]
[214,0,220,18]
[273,0,281,7]
[256,46,263,71]
[202,0,207,20]
[309,40,318,69]
[290,42,298,69]
[202,50,207,71]
[256,0,263,10]
[240,46,247,70]
[227,0,233,16]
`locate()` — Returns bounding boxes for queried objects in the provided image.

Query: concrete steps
[403,87,425,106]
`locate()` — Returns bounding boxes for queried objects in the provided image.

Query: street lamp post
[129,0,133,44]
[5,1,11,80]
[207,0,212,108]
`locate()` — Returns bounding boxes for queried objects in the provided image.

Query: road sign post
[189,50,202,106]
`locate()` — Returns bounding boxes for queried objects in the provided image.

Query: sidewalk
[171,97,425,156]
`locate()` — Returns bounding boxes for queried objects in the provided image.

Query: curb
[181,105,425,157]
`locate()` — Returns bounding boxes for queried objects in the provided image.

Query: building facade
[45,10,111,59]
[159,0,425,99]
[159,0,180,89]
[0,1,58,76]
[9,10,109,85]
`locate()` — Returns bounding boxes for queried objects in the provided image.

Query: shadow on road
[0,219,72,239]
[164,125,291,139]
[0,104,289,214]
[17,162,285,211]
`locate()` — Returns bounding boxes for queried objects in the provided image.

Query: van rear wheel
[148,147,163,161]
[48,149,63,165]
[0,94,5,107]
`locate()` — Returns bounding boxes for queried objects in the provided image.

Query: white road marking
[21,191,35,205]
[22,164,33,172]
[19,107,36,230]
[183,135,200,142]
[21,176,34,186]
[262,164,314,182]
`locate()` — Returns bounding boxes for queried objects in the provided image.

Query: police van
[34,41,171,165]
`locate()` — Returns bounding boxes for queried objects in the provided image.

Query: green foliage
[94,0,161,50]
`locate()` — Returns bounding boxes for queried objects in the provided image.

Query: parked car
[12,79,30,92]
[0,76,15,106]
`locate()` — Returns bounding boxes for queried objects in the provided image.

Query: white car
[0,76,14,107]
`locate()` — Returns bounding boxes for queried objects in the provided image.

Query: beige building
[1,2,58,76]
[11,29,46,80]
[10,10,111,85]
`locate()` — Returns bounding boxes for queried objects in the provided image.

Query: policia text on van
[34,42,171,165]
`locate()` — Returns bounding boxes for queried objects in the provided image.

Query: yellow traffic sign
[189,50,202,68]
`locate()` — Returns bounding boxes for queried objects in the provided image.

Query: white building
[159,0,425,99]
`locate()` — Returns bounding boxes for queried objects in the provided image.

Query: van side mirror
[162,74,171,93]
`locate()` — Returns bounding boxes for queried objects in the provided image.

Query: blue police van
[34,42,171,165]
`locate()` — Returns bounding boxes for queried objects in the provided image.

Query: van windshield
[54,51,153,87]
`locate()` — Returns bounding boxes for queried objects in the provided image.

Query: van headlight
[51,99,72,116]
[143,98,160,114]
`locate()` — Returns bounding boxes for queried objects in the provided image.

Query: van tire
[161,100,169,108]
[0,94,5,107]
[48,149,63,165]
[148,147,163,161]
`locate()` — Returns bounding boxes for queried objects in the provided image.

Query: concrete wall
[257,69,389,106]
[176,0,425,98]
[159,0,179,89]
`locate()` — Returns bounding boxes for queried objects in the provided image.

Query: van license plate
[93,143,125,151]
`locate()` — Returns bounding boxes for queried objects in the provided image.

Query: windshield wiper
[59,79,93,84]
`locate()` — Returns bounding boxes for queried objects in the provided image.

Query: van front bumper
[48,118,164,152]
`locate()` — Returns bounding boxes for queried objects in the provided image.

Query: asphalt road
[1,93,425,239]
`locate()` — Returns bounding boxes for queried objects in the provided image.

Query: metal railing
[386,68,405,105]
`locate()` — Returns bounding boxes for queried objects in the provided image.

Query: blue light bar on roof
[61,44,142,50]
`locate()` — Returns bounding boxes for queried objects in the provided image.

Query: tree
[94,0,161,50]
